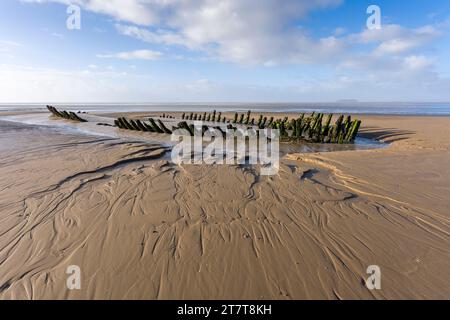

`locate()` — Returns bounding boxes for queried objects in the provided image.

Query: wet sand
[0,112,449,299]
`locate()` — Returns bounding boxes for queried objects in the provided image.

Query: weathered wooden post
[322,114,333,136]
[295,118,302,138]
[149,118,164,133]
[331,115,344,143]
[129,119,141,131]
[233,113,238,123]
[257,115,263,128]
[345,120,361,143]
[245,110,251,124]
[143,121,155,132]
[118,118,127,130]
[136,119,148,131]
[157,119,173,134]
[178,121,194,136]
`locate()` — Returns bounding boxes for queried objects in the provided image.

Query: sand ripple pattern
[0,121,448,299]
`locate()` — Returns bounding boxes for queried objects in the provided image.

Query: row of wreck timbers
[47,106,361,144]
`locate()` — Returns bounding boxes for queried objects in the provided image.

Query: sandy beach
[0,111,449,300]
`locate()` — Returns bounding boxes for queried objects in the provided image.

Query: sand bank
[0,113,448,299]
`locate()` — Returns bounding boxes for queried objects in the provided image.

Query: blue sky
[1,0,450,102]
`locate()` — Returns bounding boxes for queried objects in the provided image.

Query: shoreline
[1,105,450,117]
[0,110,449,299]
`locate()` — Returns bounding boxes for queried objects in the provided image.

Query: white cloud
[0,40,22,53]
[115,23,348,65]
[403,55,434,71]
[96,49,162,60]
[333,27,346,36]
[109,4,444,72]
[15,0,450,101]
[24,0,343,64]
[19,1,445,67]
[0,40,21,47]
[2,62,450,102]
[0,63,144,102]
[117,0,345,65]
[372,25,439,55]
[115,24,189,48]
[21,0,158,25]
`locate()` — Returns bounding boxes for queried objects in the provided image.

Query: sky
[0,0,450,103]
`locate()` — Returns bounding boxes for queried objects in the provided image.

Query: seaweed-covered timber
[217,111,360,143]
[170,110,228,124]
[245,110,252,125]
[157,119,173,134]
[114,117,173,134]
[114,112,361,144]
[257,115,263,128]
[267,113,361,144]
[148,118,164,133]
[46,105,87,122]
[135,119,148,131]
[247,112,359,143]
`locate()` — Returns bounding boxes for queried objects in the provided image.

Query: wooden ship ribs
[46,105,87,122]
[114,110,362,144]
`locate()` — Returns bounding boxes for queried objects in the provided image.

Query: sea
[1,102,450,115]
